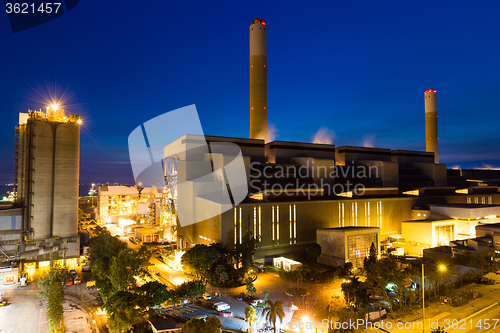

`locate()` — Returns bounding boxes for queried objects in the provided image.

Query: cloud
[362,133,376,148]
[311,127,336,144]
[267,123,279,143]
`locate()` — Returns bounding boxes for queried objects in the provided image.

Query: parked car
[237,293,245,301]
[213,302,230,311]
[219,310,233,317]
[251,299,265,307]
[201,293,212,301]
[69,269,77,277]
[254,263,266,273]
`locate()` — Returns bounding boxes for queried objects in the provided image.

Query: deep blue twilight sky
[1,0,500,187]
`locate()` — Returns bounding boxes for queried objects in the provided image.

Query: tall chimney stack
[249,18,268,142]
[424,89,438,163]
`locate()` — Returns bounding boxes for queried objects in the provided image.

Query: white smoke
[267,123,279,143]
[451,164,461,170]
[311,127,336,144]
[362,133,376,148]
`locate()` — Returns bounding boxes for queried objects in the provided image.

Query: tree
[138,281,171,307]
[305,243,322,261]
[46,271,65,332]
[176,280,206,304]
[105,291,149,332]
[181,244,219,282]
[262,290,269,302]
[38,257,67,333]
[245,305,257,332]
[262,299,285,333]
[214,264,229,285]
[234,232,256,269]
[363,242,377,271]
[184,315,222,333]
[245,277,257,297]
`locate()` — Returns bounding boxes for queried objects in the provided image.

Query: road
[447,302,500,333]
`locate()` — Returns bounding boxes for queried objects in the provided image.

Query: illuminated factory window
[482,197,486,204]
[293,204,297,244]
[474,197,479,204]
[234,208,237,244]
[365,202,371,227]
[276,205,280,242]
[289,205,292,244]
[272,206,275,241]
[435,224,454,246]
[341,203,345,227]
[338,204,341,227]
[258,206,262,242]
[239,207,242,244]
[489,196,493,204]
[254,207,257,239]
[377,201,382,229]
[352,202,358,226]
[467,197,471,204]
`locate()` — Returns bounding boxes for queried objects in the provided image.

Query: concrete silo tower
[424,89,439,163]
[249,18,268,142]
[16,106,81,258]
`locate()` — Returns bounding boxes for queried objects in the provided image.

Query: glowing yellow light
[39,261,50,267]
[440,265,446,271]
[52,104,59,110]
[77,119,82,125]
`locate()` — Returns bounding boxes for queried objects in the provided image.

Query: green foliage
[89,227,155,330]
[38,257,67,332]
[184,315,222,333]
[245,277,257,297]
[262,290,269,302]
[214,264,229,285]
[245,305,257,330]
[304,243,322,261]
[138,281,172,307]
[181,244,219,282]
[263,299,285,333]
[175,280,206,303]
[363,242,377,271]
[181,235,256,286]
[235,232,256,269]
[340,261,353,278]
[106,291,149,332]
[279,264,337,283]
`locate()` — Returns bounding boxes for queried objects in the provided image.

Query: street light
[422,264,446,332]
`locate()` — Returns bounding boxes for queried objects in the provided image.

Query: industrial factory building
[161,18,500,267]
[0,107,81,261]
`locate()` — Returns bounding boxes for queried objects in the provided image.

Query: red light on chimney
[264,65,266,67]
[261,20,266,25]
[251,107,254,110]
[251,65,253,67]
[264,107,266,109]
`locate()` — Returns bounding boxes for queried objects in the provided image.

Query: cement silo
[249,18,268,142]
[16,108,81,242]
[424,89,438,163]
[52,115,80,238]
[30,118,55,239]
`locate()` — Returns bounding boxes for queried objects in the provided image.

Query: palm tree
[262,299,285,333]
